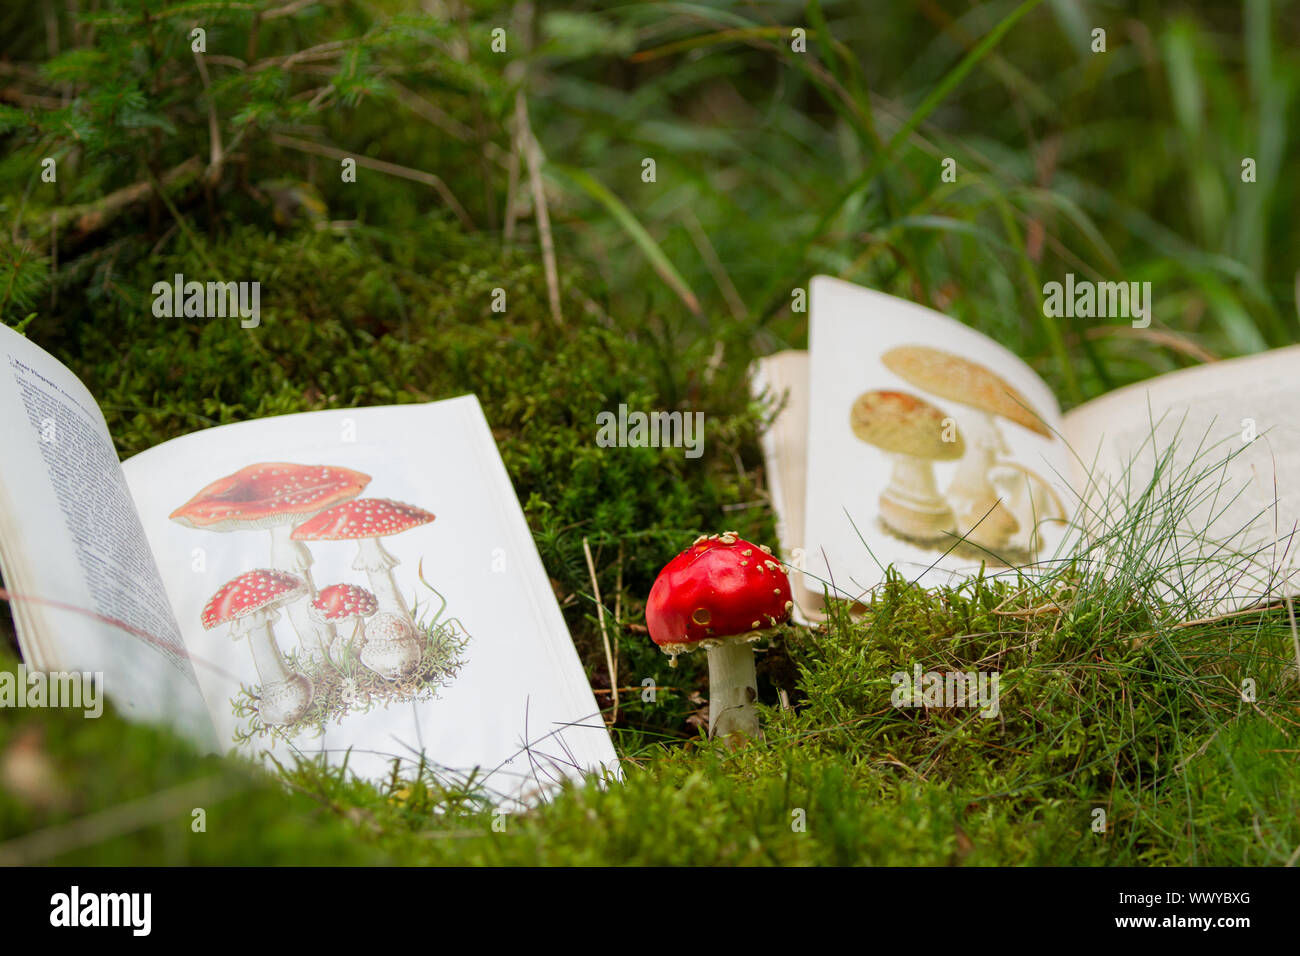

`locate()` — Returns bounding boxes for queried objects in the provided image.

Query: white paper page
[0,323,214,744]
[803,276,1074,599]
[122,397,618,807]
[1063,347,1300,610]
[750,351,823,622]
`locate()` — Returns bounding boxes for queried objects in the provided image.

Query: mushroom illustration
[310,583,378,664]
[202,569,313,727]
[645,532,793,740]
[989,462,1067,557]
[936,436,1021,554]
[290,498,435,628]
[881,346,1052,550]
[850,389,965,544]
[361,611,422,681]
[171,463,371,660]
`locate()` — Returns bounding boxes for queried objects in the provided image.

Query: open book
[0,322,617,807]
[754,276,1300,620]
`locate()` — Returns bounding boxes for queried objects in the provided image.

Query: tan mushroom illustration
[989,462,1067,558]
[171,463,372,661]
[882,346,1053,552]
[850,389,965,543]
[202,569,314,727]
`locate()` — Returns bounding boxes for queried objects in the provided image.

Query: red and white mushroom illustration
[171,463,372,660]
[850,389,965,544]
[359,611,422,681]
[882,346,1053,552]
[310,583,378,665]
[290,498,435,628]
[202,569,314,726]
[645,532,793,740]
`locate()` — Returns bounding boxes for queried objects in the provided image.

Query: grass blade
[548,164,702,317]
[756,0,1046,320]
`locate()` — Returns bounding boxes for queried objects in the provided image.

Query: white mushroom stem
[990,466,1033,551]
[948,441,1018,553]
[991,466,1065,556]
[233,608,293,686]
[329,617,365,663]
[269,522,315,572]
[955,409,1005,455]
[946,435,1006,519]
[233,608,313,727]
[878,452,956,542]
[944,409,1006,517]
[353,537,412,626]
[268,524,334,658]
[706,638,760,740]
[885,453,944,507]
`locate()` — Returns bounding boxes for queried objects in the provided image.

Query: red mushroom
[171,463,371,660]
[202,569,313,726]
[310,583,378,664]
[290,498,435,629]
[645,531,793,740]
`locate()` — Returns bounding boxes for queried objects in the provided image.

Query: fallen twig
[192,50,224,184]
[583,536,617,725]
[388,79,509,168]
[1172,600,1289,630]
[20,156,202,244]
[269,133,474,230]
[515,91,563,326]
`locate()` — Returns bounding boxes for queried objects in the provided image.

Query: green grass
[2,0,1300,864]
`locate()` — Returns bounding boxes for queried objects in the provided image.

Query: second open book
[755,276,1300,620]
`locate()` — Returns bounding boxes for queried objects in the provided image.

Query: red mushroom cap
[312,583,379,621]
[170,463,371,531]
[202,569,306,630]
[290,498,435,541]
[645,532,793,655]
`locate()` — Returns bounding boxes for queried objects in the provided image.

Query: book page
[802,276,1074,602]
[0,323,214,744]
[1063,346,1300,610]
[750,350,824,621]
[122,397,618,807]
